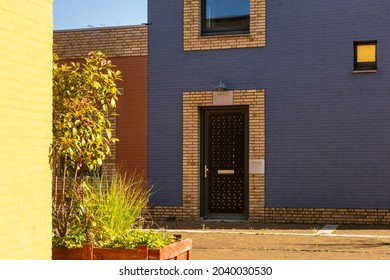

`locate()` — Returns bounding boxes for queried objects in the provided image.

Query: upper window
[354,41,377,72]
[202,0,250,36]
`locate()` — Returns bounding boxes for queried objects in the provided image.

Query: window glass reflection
[203,0,250,35]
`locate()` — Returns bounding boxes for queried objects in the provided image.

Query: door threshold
[200,218,249,223]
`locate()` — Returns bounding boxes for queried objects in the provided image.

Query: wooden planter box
[52,238,192,260]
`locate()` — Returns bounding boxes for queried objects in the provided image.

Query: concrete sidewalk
[155,220,390,237]
[153,221,390,259]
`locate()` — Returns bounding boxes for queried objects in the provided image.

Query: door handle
[204,165,209,178]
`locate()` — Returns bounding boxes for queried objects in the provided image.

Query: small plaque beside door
[249,159,265,174]
[217,169,235,175]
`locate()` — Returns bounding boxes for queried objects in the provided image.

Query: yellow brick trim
[149,90,265,221]
[184,0,266,51]
[53,25,148,59]
[265,208,390,225]
[147,206,186,221]
[149,206,390,225]
[180,90,265,221]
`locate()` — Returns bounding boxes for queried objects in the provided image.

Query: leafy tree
[50,51,122,242]
[51,51,121,175]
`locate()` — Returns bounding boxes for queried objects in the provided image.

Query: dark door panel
[202,107,249,219]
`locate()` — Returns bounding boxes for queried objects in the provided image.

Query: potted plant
[50,51,192,260]
[52,170,192,260]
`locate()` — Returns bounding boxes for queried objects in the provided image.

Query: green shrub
[100,229,176,249]
[52,230,87,249]
[52,170,176,249]
[85,170,152,247]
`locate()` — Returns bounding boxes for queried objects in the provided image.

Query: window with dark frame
[202,0,250,36]
[354,41,377,72]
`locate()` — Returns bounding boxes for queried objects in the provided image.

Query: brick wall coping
[54,24,148,33]
[54,25,148,59]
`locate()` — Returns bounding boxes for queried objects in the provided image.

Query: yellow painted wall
[0,0,53,259]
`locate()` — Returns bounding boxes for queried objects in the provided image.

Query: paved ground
[153,220,390,260]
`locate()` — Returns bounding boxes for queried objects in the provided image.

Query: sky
[53,0,148,30]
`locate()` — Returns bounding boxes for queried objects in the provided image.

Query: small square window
[354,41,377,72]
[202,0,250,36]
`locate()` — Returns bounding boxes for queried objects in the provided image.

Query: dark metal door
[202,107,249,219]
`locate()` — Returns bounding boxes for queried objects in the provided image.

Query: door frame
[200,106,249,219]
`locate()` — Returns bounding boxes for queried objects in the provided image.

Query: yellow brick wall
[0,0,53,259]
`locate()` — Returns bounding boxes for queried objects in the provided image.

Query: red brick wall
[114,56,148,176]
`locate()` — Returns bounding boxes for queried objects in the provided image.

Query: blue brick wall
[148,0,390,208]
